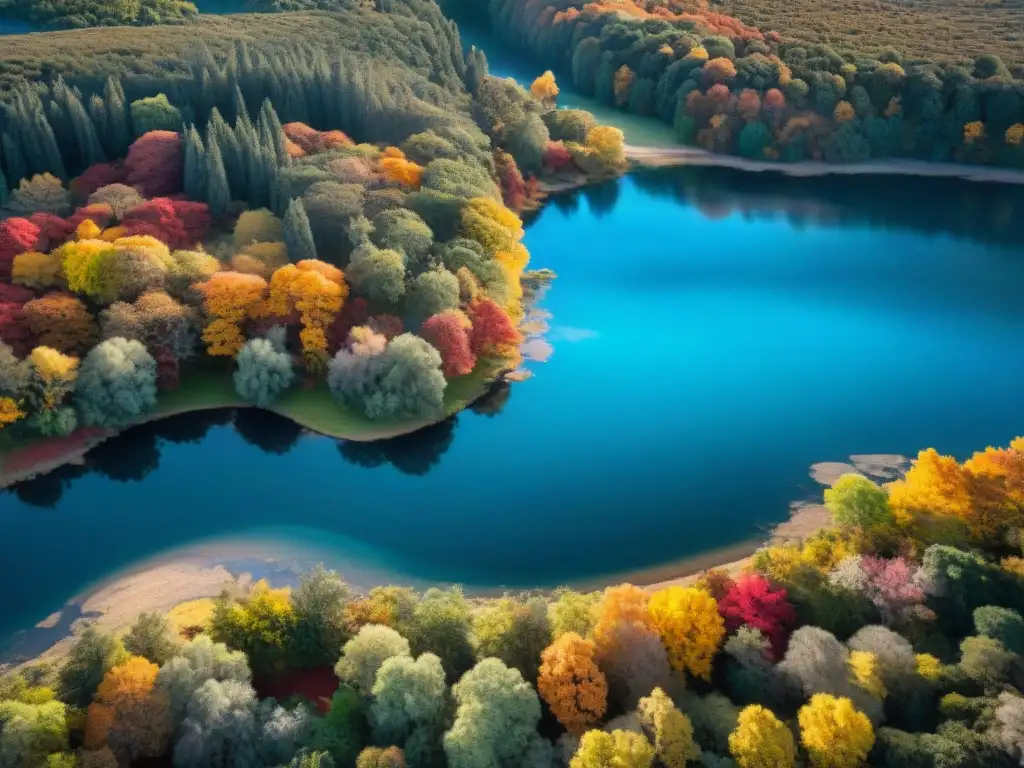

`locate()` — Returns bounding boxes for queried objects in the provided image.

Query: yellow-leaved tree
[586,126,626,168]
[849,650,886,698]
[195,271,268,356]
[592,584,654,657]
[797,694,874,768]
[85,656,171,764]
[0,398,24,429]
[530,70,559,106]
[728,705,796,768]
[537,632,607,734]
[29,346,78,410]
[647,586,725,680]
[12,251,62,289]
[570,730,655,768]
[637,687,699,767]
[261,260,347,370]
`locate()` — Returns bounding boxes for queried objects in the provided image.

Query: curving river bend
[2,32,1024,645]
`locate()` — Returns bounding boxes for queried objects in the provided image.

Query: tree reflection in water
[337,416,458,476]
[234,409,302,455]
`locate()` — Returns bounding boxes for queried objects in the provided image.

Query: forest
[0,436,1022,766]
[445,0,1024,167]
[0,0,626,444]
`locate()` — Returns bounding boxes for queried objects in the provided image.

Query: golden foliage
[798,694,874,768]
[833,101,856,123]
[538,632,608,735]
[915,653,942,682]
[76,219,102,240]
[849,651,886,697]
[593,584,653,655]
[59,239,117,299]
[196,271,268,356]
[263,261,347,369]
[586,126,626,168]
[613,65,635,107]
[1007,124,1024,146]
[703,57,738,83]
[531,70,560,103]
[0,397,25,429]
[30,346,78,387]
[380,156,424,188]
[231,253,270,277]
[647,586,725,680]
[729,705,797,768]
[964,121,986,143]
[686,46,710,61]
[12,251,62,289]
[638,687,699,767]
[85,657,160,749]
[570,729,655,768]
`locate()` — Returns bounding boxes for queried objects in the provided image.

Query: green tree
[57,627,130,709]
[370,652,446,745]
[974,607,1024,655]
[443,658,551,768]
[284,198,318,263]
[123,612,180,666]
[311,687,367,766]
[473,597,552,683]
[291,566,353,668]
[335,625,411,696]
[205,138,231,218]
[824,474,893,529]
[130,94,182,136]
[75,338,158,428]
[0,700,69,767]
[407,588,475,681]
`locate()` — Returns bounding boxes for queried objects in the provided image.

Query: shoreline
[0,452,908,669]
[624,144,1024,186]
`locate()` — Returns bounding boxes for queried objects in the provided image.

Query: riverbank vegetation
[2,436,1022,766]
[0,0,199,30]
[0,0,625,454]
[449,0,1024,169]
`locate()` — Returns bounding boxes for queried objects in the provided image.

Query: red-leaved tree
[543,140,573,171]
[422,311,476,377]
[0,218,42,281]
[68,203,115,231]
[170,200,211,245]
[367,314,403,341]
[69,162,126,201]
[120,198,188,247]
[124,131,183,197]
[718,574,797,659]
[328,296,370,352]
[468,298,520,356]
[496,150,527,210]
[0,302,33,356]
[28,213,75,251]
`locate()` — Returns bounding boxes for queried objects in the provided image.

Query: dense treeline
[1,436,1022,766]
[457,0,1024,168]
[0,0,198,29]
[0,0,625,443]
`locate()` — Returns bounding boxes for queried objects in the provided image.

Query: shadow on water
[4,378,515,504]
[550,165,1024,249]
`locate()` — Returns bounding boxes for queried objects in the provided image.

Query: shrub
[234,337,295,407]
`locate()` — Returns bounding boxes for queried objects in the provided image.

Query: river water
[1,26,1024,644]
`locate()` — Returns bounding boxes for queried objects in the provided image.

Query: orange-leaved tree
[648,586,725,680]
[531,70,560,106]
[85,656,171,764]
[537,632,608,734]
[261,260,347,369]
[592,584,653,654]
[196,271,267,356]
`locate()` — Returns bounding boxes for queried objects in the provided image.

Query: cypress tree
[104,77,132,158]
[207,108,244,199]
[65,90,106,169]
[205,138,231,218]
[88,94,108,143]
[1,133,28,188]
[0,168,8,209]
[258,99,287,166]
[32,104,67,180]
[233,84,250,127]
[283,198,317,262]
[183,125,207,201]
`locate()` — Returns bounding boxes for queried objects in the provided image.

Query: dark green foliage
[284,198,318,263]
[130,93,182,136]
[123,612,180,666]
[974,607,1024,655]
[959,636,1018,692]
[205,138,231,218]
[57,625,129,709]
[541,109,596,144]
[923,545,1022,635]
[406,588,475,682]
[291,566,353,668]
[311,687,367,766]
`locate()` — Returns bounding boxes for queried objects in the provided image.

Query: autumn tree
[84,656,171,764]
[648,586,726,680]
[728,705,796,768]
[537,632,607,734]
[263,261,347,369]
[123,131,182,197]
[798,694,874,768]
[22,293,97,356]
[468,298,519,356]
[196,272,268,356]
[586,126,626,168]
[57,626,130,709]
[421,310,475,377]
[638,687,699,767]
[571,729,654,768]
[210,581,297,675]
[0,217,41,280]
[718,574,797,658]
[531,71,560,107]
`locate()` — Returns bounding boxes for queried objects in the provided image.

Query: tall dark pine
[205,138,231,218]
[104,77,132,156]
[183,125,207,202]
[258,99,287,167]
[1,133,27,189]
[283,198,317,263]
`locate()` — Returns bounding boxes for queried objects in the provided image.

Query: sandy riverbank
[624,145,1024,185]
[0,453,908,670]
